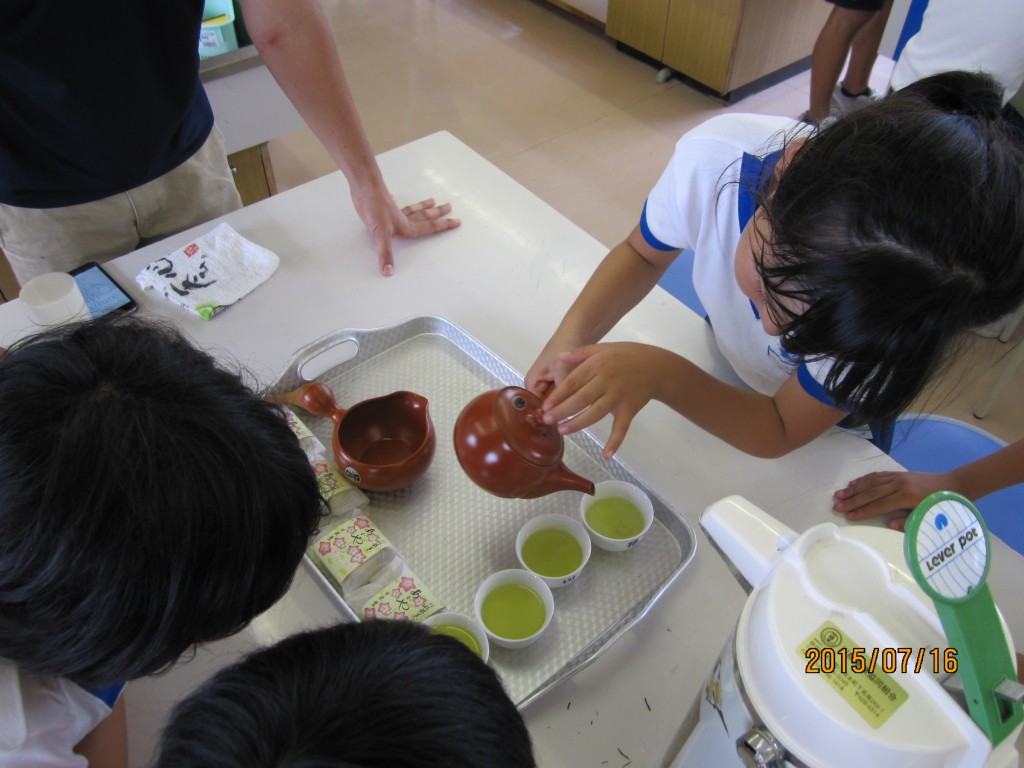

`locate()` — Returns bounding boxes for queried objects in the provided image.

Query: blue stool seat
[889,415,1023,556]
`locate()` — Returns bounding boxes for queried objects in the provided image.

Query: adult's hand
[351,193,460,276]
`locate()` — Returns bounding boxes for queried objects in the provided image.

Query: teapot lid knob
[495,387,563,466]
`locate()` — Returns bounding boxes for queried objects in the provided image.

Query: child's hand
[540,342,665,459]
[526,336,584,397]
[832,470,951,531]
[525,356,564,399]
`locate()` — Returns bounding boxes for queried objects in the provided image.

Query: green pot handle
[904,491,1023,745]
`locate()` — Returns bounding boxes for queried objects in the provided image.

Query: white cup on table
[20,272,90,326]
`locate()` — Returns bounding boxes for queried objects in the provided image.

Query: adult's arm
[239,0,459,275]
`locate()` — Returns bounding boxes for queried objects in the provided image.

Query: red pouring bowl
[272,382,435,491]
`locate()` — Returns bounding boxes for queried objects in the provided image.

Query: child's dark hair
[154,620,537,768]
[0,316,325,687]
[757,70,1024,421]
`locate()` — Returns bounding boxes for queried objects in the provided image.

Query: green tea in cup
[430,622,483,657]
[585,496,646,539]
[521,528,584,577]
[480,583,546,640]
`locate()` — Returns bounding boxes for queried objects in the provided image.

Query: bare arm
[834,439,1024,527]
[545,341,846,458]
[527,227,846,458]
[74,695,128,768]
[525,225,679,397]
[942,437,1024,500]
[239,0,459,275]
[653,352,847,458]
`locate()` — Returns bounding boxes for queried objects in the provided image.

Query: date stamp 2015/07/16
[805,646,958,675]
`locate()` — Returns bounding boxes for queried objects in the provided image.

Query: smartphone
[70,262,139,318]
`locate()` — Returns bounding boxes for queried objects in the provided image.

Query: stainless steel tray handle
[298,337,361,382]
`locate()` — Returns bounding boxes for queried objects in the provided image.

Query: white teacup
[424,611,490,664]
[516,513,591,588]
[580,480,654,552]
[474,569,554,649]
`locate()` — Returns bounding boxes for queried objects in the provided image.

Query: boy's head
[0,317,325,687]
[155,619,536,768]
[754,70,1024,421]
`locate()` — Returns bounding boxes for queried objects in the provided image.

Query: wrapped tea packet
[310,515,443,622]
[282,408,367,518]
[355,568,443,622]
[311,515,393,593]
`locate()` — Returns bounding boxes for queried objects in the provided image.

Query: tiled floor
[267,0,1023,446]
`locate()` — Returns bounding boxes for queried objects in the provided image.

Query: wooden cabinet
[227,143,277,206]
[607,0,831,98]
[0,248,18,301]
[607,0,671,58]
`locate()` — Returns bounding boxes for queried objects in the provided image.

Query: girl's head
[751,70,1024,421]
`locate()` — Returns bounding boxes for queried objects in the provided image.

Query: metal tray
[270,315,696,706]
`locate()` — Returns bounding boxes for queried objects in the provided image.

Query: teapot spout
[529,463,595,499]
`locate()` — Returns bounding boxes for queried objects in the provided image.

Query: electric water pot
[671,495,1022,768]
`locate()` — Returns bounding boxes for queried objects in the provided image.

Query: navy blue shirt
[0,0,214,208]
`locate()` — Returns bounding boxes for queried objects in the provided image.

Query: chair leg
[975,338,1024,419]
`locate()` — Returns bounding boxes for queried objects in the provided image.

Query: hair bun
[902,70,1004,120]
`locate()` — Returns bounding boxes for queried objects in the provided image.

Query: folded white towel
[136,223,279,320]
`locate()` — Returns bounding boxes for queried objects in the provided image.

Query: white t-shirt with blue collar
[0,660,122,767]
[641,113,834,403]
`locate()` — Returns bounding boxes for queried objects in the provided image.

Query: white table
[2,132,1020,767]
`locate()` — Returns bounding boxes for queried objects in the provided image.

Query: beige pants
[0,127,242,286]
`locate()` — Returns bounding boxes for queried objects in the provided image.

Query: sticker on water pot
[912,497,988,600]
[362,570,442,623]
[797,621,908,729]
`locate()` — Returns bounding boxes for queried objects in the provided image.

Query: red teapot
[453,386,595,499]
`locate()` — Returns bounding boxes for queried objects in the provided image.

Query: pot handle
[268,382,346,423]
[700,496,798,592]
